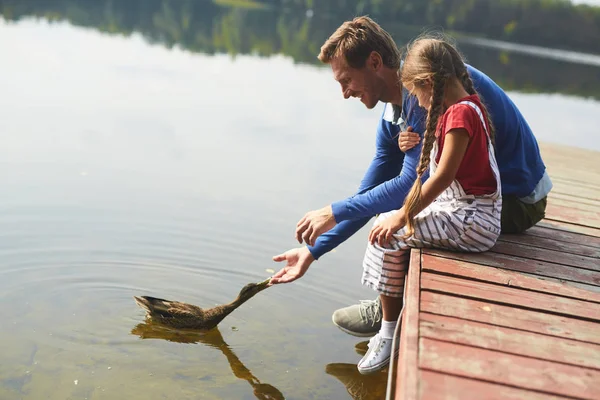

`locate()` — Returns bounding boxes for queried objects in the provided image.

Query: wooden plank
[539,219,600,238]
[525,225,600,248]
[423,248,600,287]
[419,338,600,399]
[396,249,421,400]
[523,276,600,295]
[545,203,600,229]
[419,313,600,370]
[540,141,600,168]
[421,254,600,303]
[549,176,600,192]
[499,233,600,259]
[549,180,600,203]
[551,176,600,192]
[421,272,600,322]
[419,370,568,400]
[490,242,600,272]
[421,292,600,344]
[549,193,600,212]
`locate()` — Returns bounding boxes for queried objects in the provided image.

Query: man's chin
[360,97,378,109]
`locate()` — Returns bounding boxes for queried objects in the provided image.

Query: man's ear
[368,51,383,71]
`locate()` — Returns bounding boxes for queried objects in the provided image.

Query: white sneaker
[357,333,398,374]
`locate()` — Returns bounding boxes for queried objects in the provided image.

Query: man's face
[331,54,383,109]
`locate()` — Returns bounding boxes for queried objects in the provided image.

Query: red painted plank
[499,233,600,259]
[419,338,600,399]
[396,249,420,400]
[421,272,600,322]
[545,203,600,229]
[525,225,600,248]
[421,291,600,344]
[419,313,600,370]
[421,254,600,304]
[419,370,568,400]
[490,241,600,272]
[423,248,600,287]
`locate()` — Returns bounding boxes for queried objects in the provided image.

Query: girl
[357,37,502,374]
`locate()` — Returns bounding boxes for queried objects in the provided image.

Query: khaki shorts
[501,195,547,234]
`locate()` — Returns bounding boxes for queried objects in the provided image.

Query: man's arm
[306,113,405,260]
[330,96,428,223]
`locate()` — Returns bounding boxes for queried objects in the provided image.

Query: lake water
[1,3,599,400]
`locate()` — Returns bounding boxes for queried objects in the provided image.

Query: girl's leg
[381,293,404,320]
[359,239,409,374]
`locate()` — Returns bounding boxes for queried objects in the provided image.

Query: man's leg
[501,195,547,234]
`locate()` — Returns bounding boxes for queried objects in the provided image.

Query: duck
[133,277,271,330]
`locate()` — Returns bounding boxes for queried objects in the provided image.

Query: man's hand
[270,247,315,284]
[398,126,420,152]
[368,208,407,246]
[295,205,336,247]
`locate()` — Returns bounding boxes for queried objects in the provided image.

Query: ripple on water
[0,204,363,400]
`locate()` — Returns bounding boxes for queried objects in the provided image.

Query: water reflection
[1,0,599,100]
[325,341,389,400]
[131,323,285,400]
[325,364,388,400]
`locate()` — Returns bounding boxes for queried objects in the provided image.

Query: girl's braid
[403,69,448,238]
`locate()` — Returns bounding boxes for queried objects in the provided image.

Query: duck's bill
[258,277,273,287]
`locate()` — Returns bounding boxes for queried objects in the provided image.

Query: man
[270,16,552,339]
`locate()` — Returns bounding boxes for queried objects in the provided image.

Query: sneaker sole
[331,314,379,338]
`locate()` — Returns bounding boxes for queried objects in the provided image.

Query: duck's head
[237,278,271,301]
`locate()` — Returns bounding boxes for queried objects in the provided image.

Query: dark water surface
[1,1,599,399]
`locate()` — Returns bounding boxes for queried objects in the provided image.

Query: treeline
[271,0,600,55]
[1,0,599,99]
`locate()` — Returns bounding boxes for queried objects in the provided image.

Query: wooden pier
[394,142,600,400]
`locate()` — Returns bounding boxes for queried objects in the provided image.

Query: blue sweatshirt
[307,64,550,260]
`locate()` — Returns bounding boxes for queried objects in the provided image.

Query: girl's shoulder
[446,94,482,113]
[441,95,486,137]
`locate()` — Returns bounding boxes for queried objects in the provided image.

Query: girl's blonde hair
[400,36,495,238]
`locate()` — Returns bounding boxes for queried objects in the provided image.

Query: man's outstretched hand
[269,247,315,285]
[295,205,336,247]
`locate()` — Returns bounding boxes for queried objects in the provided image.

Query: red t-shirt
[435,94,497,196]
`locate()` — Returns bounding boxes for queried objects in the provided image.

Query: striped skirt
[362,197,501,297]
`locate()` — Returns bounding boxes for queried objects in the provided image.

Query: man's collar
[382,103,402,124]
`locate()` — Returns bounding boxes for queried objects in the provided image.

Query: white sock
[380,320,397,339]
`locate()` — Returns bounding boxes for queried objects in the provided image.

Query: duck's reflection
[324,340,390,400]
[131,321,285,400]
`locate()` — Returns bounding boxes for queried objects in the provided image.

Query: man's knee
[501,196,547,234]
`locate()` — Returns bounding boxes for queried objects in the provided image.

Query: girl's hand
[398,126,420,152]
[369,209,407,246]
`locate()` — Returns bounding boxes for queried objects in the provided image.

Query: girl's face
[407,80,432,109]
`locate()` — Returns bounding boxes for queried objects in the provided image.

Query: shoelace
[367,335,386,358]
[359,300,382,326]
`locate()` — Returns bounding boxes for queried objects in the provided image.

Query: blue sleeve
[307,112,405,260]
[330,96,428,222]
[307,98,428,260]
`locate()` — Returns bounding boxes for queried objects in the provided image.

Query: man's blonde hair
[318,16,401,69]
